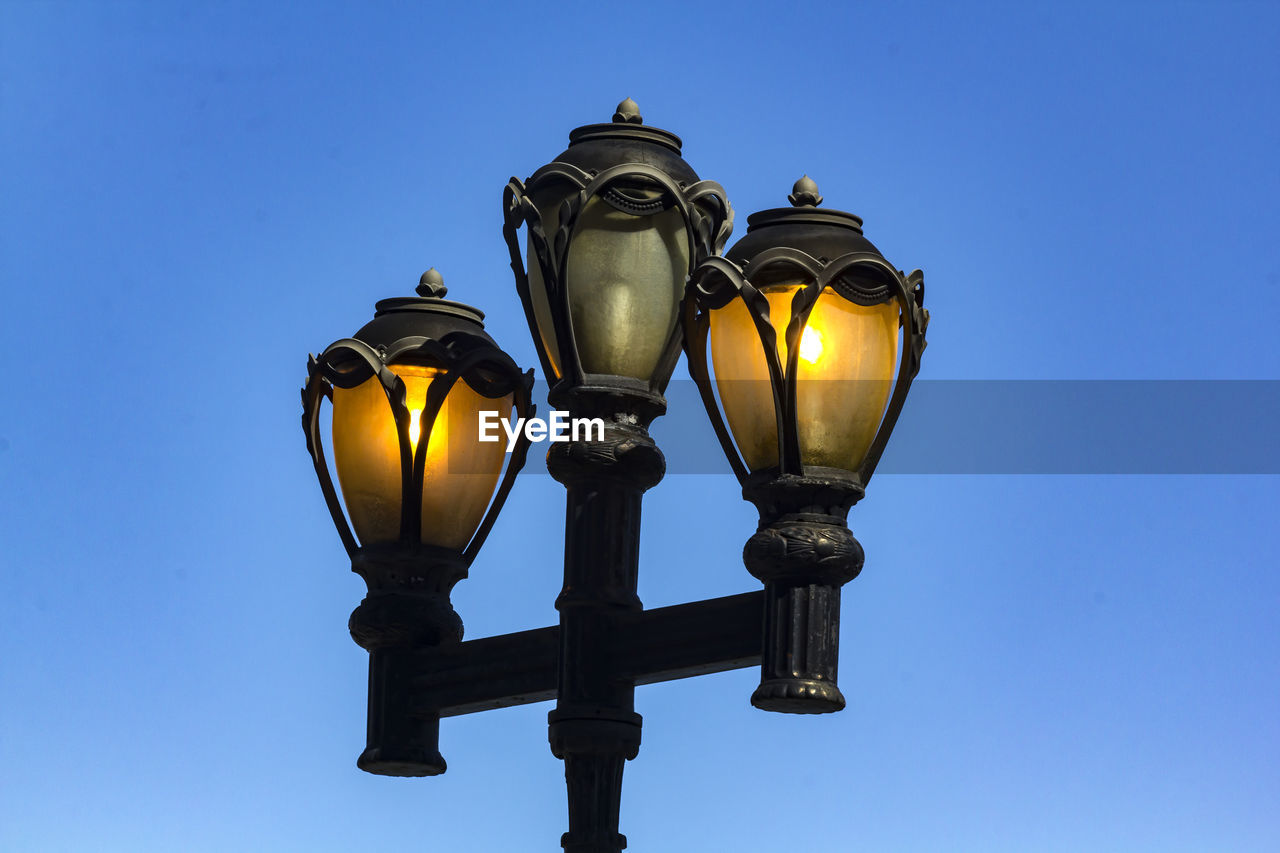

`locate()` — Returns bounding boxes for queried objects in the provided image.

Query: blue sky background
[2,1,1278,850]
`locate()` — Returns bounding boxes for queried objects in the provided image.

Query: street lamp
[501,99,732,853]
[301,101,927,852]
[301,268,535,775]
[684,176,929,713]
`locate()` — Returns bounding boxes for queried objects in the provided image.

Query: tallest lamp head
[503,99,732,409]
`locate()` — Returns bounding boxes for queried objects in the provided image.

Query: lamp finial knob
[788,175,823,208]
[417,268,447,298]
[613,97,642,125]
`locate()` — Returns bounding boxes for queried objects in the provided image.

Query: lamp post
[301,101,927,851]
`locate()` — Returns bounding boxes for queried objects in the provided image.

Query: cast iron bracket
[405,591,765,719]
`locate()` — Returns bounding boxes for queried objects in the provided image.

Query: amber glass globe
[709,283,898,473]
[331,363,512,550]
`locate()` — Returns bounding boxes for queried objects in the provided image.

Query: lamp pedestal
[742,474,864,714]
[348,546,466,776]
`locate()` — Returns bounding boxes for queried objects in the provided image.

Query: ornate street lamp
[301,268,535,776]
[684,176,929,713]
[301,105,930,853]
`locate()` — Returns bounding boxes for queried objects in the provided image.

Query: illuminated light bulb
[408,408,422,448]
[709,282,899,473]
[798,325,823,365]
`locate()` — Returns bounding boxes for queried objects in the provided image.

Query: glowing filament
[798,325,823,364]
[408,408,422,448]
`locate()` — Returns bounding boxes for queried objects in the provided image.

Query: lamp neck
[347,546,468,651]
[547,379,667,430]
[741,470,865,526]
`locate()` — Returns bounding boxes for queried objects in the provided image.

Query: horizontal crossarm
[614,591,763,685]
[411,591,764,718]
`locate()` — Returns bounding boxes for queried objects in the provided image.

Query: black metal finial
[612,97,642,125]
[417,268,447,298]
[787,175,823,208]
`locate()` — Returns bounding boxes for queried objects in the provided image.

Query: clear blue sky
[2,2,1278,851]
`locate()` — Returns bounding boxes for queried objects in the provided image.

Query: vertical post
[545,386,665,853]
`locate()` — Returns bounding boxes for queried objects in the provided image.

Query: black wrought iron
[683,177,929,713]
[301,269,536,775]
[502,98,733,400]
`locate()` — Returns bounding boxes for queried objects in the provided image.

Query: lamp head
[302,269,534,561]
[503,99,732,415]
[685,177,928,510]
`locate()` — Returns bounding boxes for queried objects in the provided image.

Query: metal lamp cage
[684,248,929,491]
[503,140,732,396]
[302,332,535,565]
